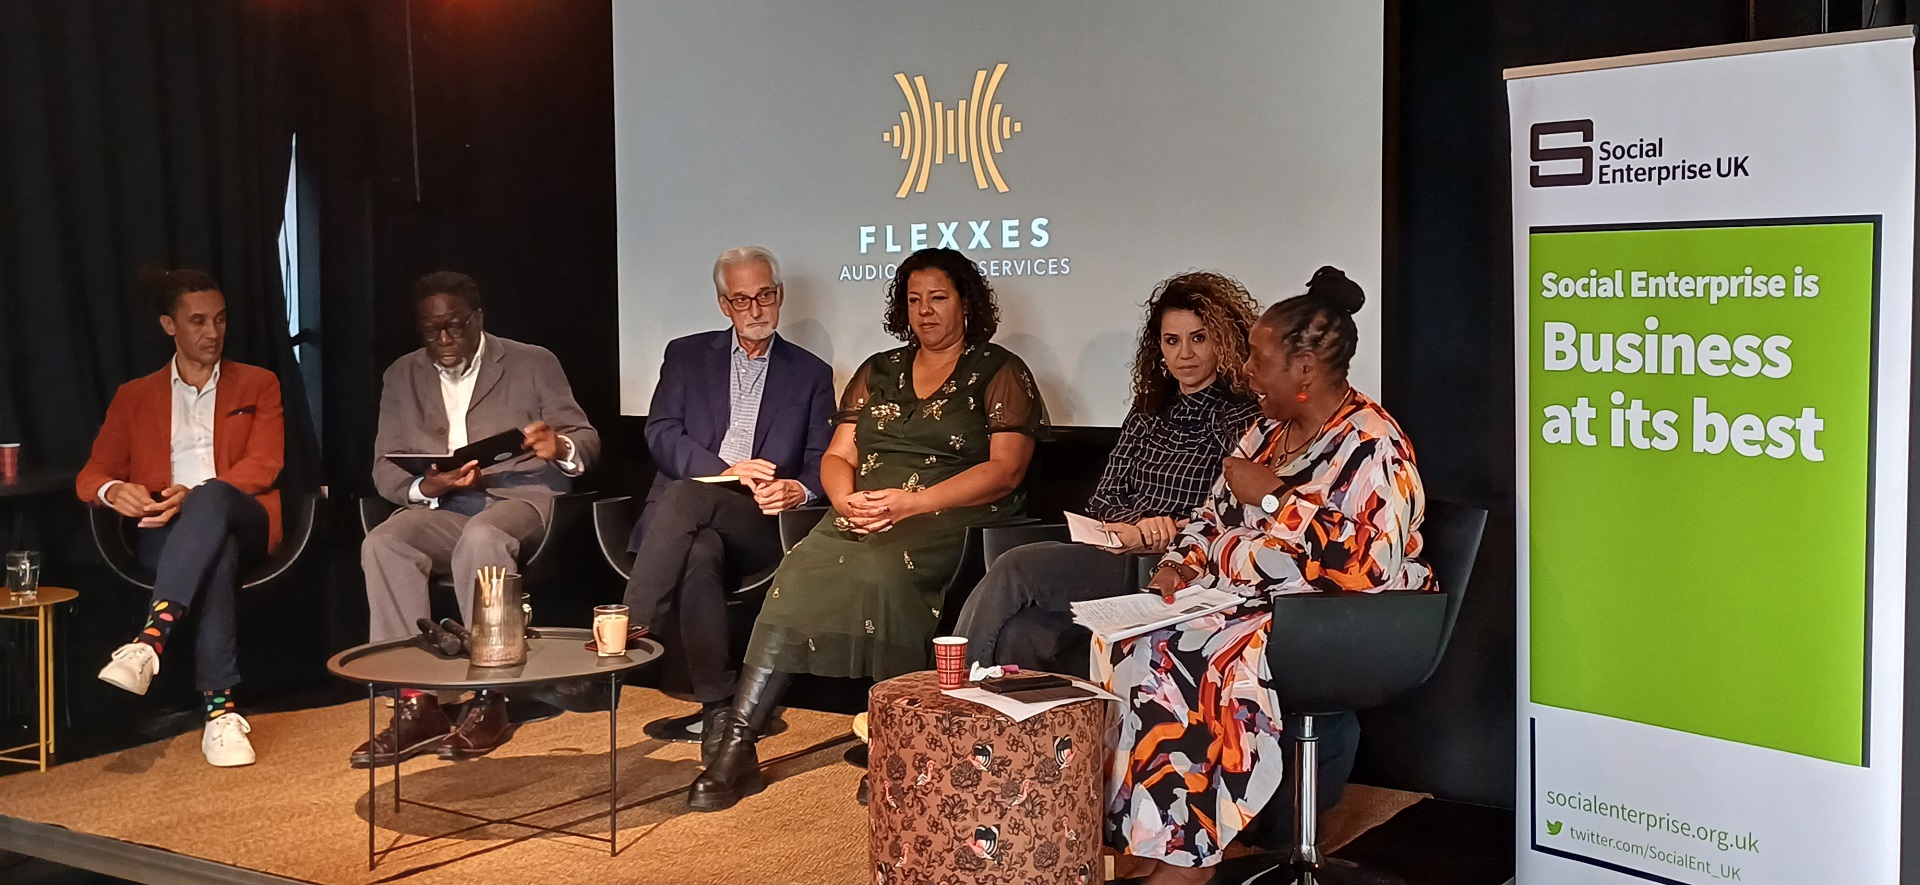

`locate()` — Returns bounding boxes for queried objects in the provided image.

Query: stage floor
[0,688,1421,885]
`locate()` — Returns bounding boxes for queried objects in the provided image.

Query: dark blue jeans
[132,480,269,692]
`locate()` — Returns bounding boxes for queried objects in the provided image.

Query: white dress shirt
[96,357,219,504]
[409,337,583,508]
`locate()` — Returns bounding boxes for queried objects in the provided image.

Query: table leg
[392,695,402,812]
[43,604,54,757]
[367,685,376,872]
[37,608,49,771]
[609,673,619,856]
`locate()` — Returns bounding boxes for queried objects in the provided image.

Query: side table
[0,586,77,771]
[868,671,1110,884]
[326,628,661,870]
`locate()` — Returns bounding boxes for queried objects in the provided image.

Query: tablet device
[384,428,529,475]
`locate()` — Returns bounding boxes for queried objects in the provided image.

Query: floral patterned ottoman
[868,671,1107,884]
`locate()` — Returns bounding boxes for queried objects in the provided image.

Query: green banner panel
[1528,220,1875,765]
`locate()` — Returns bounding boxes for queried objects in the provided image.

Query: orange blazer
[76,360,286,552]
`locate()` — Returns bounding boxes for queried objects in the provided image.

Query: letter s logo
[1530,120,1594,187]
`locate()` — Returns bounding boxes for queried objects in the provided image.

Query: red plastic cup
[933,636,968,689]
[0,444,17,482]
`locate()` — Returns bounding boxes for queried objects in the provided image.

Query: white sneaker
[203,714,256,767]
[97,643,159,695]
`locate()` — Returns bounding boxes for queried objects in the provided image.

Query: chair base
[1210,853,1406,885]
[642,709,787,743]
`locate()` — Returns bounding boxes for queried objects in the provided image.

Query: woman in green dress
[689,247,1047,811]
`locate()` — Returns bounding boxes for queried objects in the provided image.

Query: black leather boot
[698,703,728,768]
[688,666,788,811]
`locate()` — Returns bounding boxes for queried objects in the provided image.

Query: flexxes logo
[1530,119,1594,187]
[880,63,1024,199]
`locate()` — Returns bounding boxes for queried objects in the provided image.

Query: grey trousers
[361,499,545,644]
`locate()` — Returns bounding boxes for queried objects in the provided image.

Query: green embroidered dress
[745,342,1046,680]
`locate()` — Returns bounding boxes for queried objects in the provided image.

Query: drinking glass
[6,551,40,602]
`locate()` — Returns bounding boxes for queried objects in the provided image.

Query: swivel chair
[90,489,325,592]
[358,491,590,612]
[1215,498,1487,885]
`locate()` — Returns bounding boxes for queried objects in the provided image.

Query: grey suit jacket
[372,333,600,524]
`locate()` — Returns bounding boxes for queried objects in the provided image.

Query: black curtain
[0,0,315,487]
[0,0,324,742]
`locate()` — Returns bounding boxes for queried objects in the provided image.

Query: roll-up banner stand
[1508,28,1916,884]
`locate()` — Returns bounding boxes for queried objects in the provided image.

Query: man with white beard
[618,246,834,747]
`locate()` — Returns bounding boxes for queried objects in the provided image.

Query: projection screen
[614,1,1384,425]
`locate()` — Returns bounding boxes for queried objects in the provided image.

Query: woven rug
[0,689,1422,884]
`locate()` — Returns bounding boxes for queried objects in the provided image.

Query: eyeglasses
[724,288,781,311]
[418,311,477,342]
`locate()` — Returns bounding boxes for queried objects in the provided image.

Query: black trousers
[621,479,783,703]
[952,541,1138,671]
[132,480,269,692]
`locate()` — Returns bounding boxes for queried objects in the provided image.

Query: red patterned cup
[0,444,16,482]
[932,636,967,689]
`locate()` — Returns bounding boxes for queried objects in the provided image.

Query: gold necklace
[1276,387,1353,462]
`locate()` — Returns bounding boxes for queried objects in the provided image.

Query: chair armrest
[525,492,594,569]
[88,505,155,591]
[243,491,324,589]
[592,495,640,581]
[979,523,1069,568]
[1263,590,1449,715]
[359,496,400,536]
[778,506,830,552]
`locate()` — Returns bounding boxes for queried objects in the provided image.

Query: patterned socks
[136,600,185,655]
[204,689,236,721]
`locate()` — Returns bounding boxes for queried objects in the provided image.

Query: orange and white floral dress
[1095,390,1432,868]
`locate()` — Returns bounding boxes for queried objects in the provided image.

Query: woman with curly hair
[952,270,1262,672]
[689,248,1046,810]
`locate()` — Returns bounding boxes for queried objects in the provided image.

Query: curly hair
[883,248,1000,344]
[1129,271,1261,417]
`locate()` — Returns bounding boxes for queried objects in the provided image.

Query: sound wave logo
[880,63,1023,199]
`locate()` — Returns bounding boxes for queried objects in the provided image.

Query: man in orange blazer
[76,269,284,768]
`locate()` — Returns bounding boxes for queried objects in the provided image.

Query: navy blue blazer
[633,330,835,547]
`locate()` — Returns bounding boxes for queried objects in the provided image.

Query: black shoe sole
[349,732,449,769]
[686,773,767,812]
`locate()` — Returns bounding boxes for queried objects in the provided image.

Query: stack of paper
[1070,586,1244,642]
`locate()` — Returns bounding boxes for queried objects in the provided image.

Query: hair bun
[1306,265,1364,315]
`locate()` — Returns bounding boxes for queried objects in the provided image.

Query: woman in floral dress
[1099,267,1432,883]
[689,248,1046,811]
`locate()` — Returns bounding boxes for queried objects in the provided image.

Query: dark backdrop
[1,0,1885,811]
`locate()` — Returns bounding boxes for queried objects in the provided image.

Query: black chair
[356,491,593,640]
[591,493,787,740]
[1215,498,1488,885]
[90,490,325,591]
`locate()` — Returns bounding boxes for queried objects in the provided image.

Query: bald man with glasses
[620,246,834,744]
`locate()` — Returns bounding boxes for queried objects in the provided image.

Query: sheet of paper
[942,681,1121,722]
[1070,586,1244,641]
[1065,511,1120,547]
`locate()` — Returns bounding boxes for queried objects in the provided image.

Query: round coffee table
[0,586,77,771]
[326,628,662,869]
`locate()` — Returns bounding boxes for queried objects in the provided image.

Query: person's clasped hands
[723,457,808,516]
[834,487,925,535]
[106,481,189,528]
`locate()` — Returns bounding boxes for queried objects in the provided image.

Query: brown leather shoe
[350,694,453,769]
[437,691,514,760]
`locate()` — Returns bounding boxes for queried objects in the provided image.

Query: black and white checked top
[1085,380,1262,524]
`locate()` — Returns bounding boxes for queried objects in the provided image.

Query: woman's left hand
[850,488,922,522]
[1223,456,1284,507]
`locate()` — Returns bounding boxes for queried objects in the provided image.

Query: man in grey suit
[351,271,600,768]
